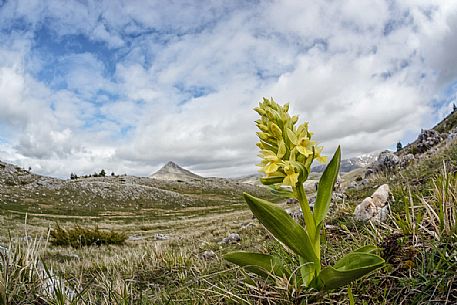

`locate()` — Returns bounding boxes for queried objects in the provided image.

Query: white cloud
[0,67,28,126]
[1,1,457,178]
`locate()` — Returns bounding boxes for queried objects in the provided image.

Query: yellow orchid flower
[282,161,299,187]
[296,122,308,136]
[314,146,327,164]
[258,141,286,175]
[285,127,315,158]
[254,98,327,185]
[296,136,315,158]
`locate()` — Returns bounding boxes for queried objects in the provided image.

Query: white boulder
[354,184,391,222]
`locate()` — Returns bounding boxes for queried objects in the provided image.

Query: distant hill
[311,153,377,173]
[0,159,274,217]
[150,161,202,181]
[0,160,61,188]
[230,173,263,187]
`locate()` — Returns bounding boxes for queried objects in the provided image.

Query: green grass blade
[313,146,341,226]
[348,286,355,305]
[224,251,286,278]
[243,193,318,264]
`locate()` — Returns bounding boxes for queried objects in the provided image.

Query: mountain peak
[164,161,180,168]
[311,153,377,173]
[150,161,202,181]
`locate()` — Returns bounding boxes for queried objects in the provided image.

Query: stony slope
[357,109,457,180]
[0,160,274,216]
[398,109,457,157]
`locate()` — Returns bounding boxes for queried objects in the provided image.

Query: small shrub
[50,224,127,248]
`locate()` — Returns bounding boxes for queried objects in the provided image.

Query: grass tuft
[50,224,127,248]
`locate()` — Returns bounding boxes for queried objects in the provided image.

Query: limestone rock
[364,166,378,178]
[240,222,255,229]
[303,180,319,192]
[377,150,399,171]
[416,129,442,153]
[399,153,415,168]
[372,184,390,205]
[365,150,400,176]
[154,233,169,241]
[347,178,368,190]
[201,250,216,260]
[128,235,144,241]
[332,192,345,202]
[286,198,298,205]
[220,233,240,244]
[286,207,304,223]
[348,181,358,189]
[308,196,316,207]
[354,184,391,222]
[447,126,457,140]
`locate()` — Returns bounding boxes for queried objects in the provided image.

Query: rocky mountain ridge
[311,153,377,173]
[358,109,457,180]
[150,161,202,181]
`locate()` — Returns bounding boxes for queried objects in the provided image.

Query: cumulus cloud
[0,0,457,178]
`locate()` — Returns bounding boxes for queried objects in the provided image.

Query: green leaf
[260,176,285,185]
[313,146,341,226]
[354,245,380,254]
[298,257,315,287]
[243,193,318,264]
[268,185,295,198]
[224,251,286,278]
[319,252,384,290]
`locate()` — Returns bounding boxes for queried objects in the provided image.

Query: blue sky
[0,0,457,178]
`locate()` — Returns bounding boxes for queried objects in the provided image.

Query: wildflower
[282,161,299,187]
[286,128,315,158]
[314,146,327,164]
[226,98,384,293]
[296,136,315,158]
[259,141,286,175]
